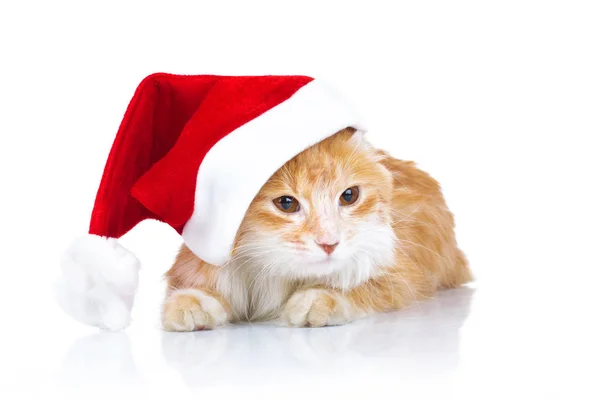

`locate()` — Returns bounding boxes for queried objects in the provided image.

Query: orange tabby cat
[162,128,472,331]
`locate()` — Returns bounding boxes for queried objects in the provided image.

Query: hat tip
[54,234,140,330]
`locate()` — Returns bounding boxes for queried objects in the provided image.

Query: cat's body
[163,128,471,330]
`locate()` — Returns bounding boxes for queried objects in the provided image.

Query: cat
[162,127,472,331]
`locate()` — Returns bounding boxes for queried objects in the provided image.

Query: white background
[1,1,599,399]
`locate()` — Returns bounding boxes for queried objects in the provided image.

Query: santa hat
[54,73,365,330]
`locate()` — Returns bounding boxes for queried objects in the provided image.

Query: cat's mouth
[308,257,334,264]
[303,254,344,268]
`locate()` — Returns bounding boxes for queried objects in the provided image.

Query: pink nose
[317,242,339,255]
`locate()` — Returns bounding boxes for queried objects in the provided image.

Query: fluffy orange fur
[162,128,471,331]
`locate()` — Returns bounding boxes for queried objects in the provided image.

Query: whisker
[357,246,423,311]
[396,238,445,259]
[228,248,282,277]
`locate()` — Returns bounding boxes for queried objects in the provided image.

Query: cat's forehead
[280,152,350,189]
[305,164,337,181]
[279,154,378,195]
[260,129,385,197]
[296,163,345,197]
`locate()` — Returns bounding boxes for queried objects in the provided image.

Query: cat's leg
[281,287,364,327]
[162,245,232,332]
[162,288,231,331]
[282,271,427,327]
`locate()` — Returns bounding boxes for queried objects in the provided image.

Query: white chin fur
[53,234,140,331]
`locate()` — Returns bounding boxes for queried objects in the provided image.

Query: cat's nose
[316,241,339,255]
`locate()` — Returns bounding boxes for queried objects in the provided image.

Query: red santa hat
[54,73,365,330]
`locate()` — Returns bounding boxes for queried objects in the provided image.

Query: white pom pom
[54,234,140,331]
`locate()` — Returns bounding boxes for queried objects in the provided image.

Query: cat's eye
[274,196,300,213]
[340,186,359,206]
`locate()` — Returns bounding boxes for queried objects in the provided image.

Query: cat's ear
[348,128,371,150]
[347,128,391,165]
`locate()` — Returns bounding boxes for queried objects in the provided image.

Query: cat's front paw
[282,289,354,327]
[162,289,229,332]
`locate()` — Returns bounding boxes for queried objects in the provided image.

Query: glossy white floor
[3,267,599,399]
[52,288,476,398]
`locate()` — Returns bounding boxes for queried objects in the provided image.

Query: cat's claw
[162,289,229,332]
[282,289,353,327]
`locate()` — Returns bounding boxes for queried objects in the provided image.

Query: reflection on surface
[56,287,473,391]
[56,332,145,398]
[162,287,474,387]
